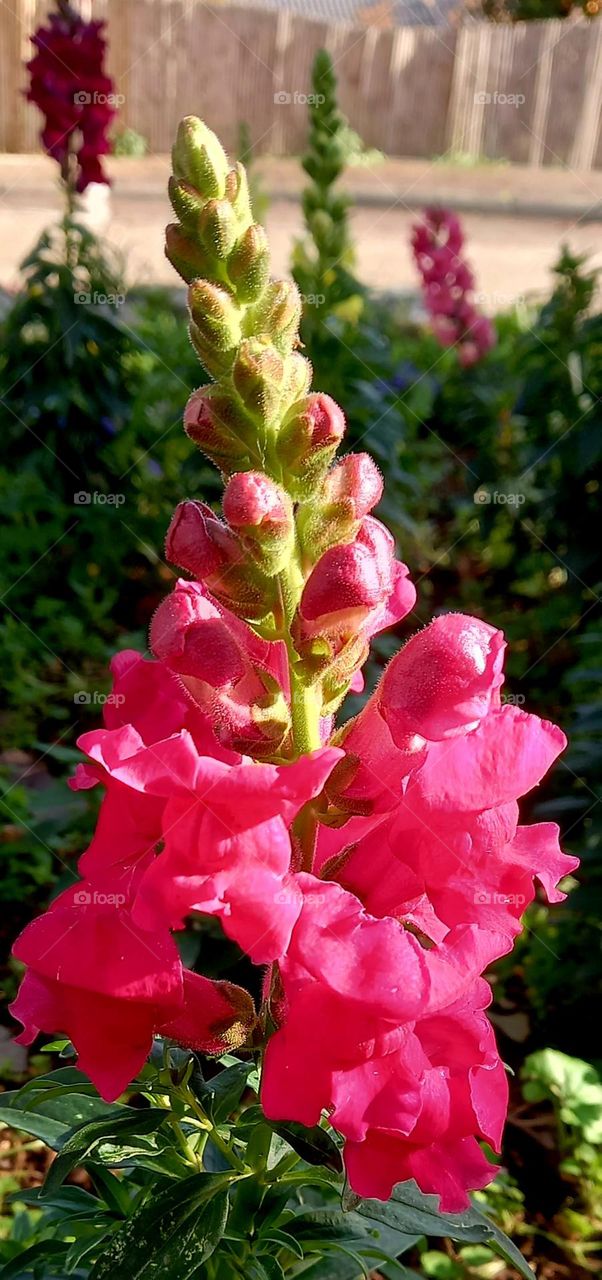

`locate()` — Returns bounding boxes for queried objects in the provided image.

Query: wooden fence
[1,1,601,168]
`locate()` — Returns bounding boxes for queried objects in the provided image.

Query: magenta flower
[26,4,116,192]
[412,208,496,366]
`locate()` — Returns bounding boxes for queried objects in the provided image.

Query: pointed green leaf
[89,1173,233,1280]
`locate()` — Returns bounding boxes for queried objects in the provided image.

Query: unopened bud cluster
[162,117,410,757]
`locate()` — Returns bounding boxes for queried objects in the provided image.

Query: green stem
[180,1086,247,1172]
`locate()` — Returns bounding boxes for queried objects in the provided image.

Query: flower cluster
[11,119,576,1213]
[412,207,496,366]
[26,2,116,192]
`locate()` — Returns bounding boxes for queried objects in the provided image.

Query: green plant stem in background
[292,49,362,359]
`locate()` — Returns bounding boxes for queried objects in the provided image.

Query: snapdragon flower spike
[26,5,116,192]
[10,116,574,1216]
[412,208,496,366]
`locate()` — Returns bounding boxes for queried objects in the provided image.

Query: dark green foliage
[0,1057,533,1279]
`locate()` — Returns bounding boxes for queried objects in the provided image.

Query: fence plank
[1,1,600,170]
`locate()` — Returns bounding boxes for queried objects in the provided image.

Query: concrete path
[1,154,601,308]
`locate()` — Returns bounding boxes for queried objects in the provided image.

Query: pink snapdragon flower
[412,208,496,366]
[10,117,575,1217]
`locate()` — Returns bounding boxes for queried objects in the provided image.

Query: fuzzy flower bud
[299,453,383,557]
[166,499,273,621]
[277,393,346,499]
[251,280,302,354]
[184,387,256,473]
[378,613,506,745]
[188,281,242,377]
[232,339,287,428]
[165,223,212,286]
[198,198,239,261]
[228,225,271,303]
[172,116,229,200]
[223,472,295,575]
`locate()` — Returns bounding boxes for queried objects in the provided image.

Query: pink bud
[299,517,395,639]
[166,499,239,583]
[222,472,294,575]
[151,589,246,689]
[323,454,383,520]
[378,612,506,745]
[300,393,346,451]
[223,472,291,534]
[277,393,346,497]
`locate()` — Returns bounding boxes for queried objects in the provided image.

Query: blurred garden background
[1,0,602,1276]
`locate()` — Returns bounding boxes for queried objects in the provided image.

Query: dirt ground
[1,153,602,308]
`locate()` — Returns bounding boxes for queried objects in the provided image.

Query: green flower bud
[168,176,205,231]
[250,280,302,354]
[188,280,242,377]
[165,223,211,285]
[228,225,270,303]
[172,116,229,199]
[232,338,286,428]
[224,163,252,225]
[184,385,257,472]
[198,199,239,261]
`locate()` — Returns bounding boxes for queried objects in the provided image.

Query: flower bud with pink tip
[166,499,274,621]
[277,393,346,499]
[299,453,383,557]
[293,518,415,682]
[223,472,295,575]
[378,612,506,746]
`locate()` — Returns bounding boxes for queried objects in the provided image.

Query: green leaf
[195,1061,253,1124]
[356,1182,534,1280]
[266,1120,343,1173]
[41,1109,167,1197]
[0,1239,68,1279]
[247,1259,286,1280]
[89,1173,233,1279]
[0,1108,68,1150]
